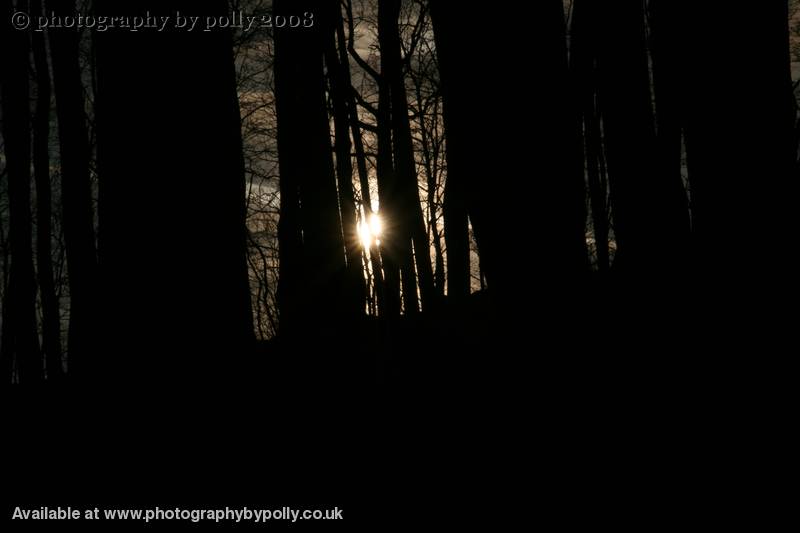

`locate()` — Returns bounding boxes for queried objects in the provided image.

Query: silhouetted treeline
[1,4,798,525]
[0,0,797,389]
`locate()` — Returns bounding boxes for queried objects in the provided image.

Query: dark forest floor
[3,280,790,528]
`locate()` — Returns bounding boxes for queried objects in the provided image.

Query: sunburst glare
[358,213,383,248]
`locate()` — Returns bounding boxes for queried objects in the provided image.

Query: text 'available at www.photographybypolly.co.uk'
[11,506,344,524]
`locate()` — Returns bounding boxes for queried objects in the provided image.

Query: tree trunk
[0,0,42,384]
[375,10,405,318]
[648,0,692,269]
[430,0,588,313]
[570,0,609,273]
[95,0,255,385]
[430,0,471,305]
[425,163,446,297]
[32,0,63,380]
[324,4,367,317]
[413,81,446,298]
[336,11,386,316]
[275,134,304,337]
[378,0,436,313]
[650,1,797,357]
[274,0,349,332]
[47,0,99,377]
[591,0,689,275]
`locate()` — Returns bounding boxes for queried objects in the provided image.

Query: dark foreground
[4,279,790,530]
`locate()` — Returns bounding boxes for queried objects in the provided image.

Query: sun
[358,213,383,248]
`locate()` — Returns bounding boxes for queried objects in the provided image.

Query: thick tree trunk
[591,0,689,274]
[0,0,42,384]
[95,0,255,385]
[430,0,588,311]
[47,0,99,376]
[430,1,475,305]
[650,1,797,362]
[654,2,796,278]
[274,0,349,332]
[276,145,304,335]
[32,0,63,380]
[272,9,304,336]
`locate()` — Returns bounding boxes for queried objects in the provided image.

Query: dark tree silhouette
[586,0,689,275]
[429,0,470,304]
[649,1,797,352]
[431,0,588,317]
[370,0,412,318]
[274,0,351,334]
[2,1,799,519]
[95,0,254,384]
[323,3,367,316]
[32,0,63,380]
[334,4,387,316]
[569,0,611,273]
[47,0,98,375]
[0,0,42,384]
[378,0,436,314]
[653,3,796,270]
[647,0,692,269]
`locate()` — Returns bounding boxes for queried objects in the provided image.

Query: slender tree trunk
[32,0,63,380]
[375,17,405,318]
[0,0,42,384]
[336,11,386,316]
[570,0,609,272]
[324,5,366,317]
[415,88,446,297]
[648,0,691,266]
[426,174,445,297]
[47,0,98,376]
[378,0,436,313]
